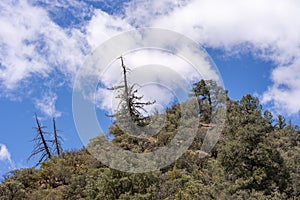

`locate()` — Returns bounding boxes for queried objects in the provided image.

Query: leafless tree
[28,114,52,166]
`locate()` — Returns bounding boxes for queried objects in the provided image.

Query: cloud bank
[0,0,89,117]
[124,0,300,114]
[1,0,300,115]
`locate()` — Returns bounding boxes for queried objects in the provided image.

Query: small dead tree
[28,115,63,166]
[28,114,52,166]
[52,118,63,157]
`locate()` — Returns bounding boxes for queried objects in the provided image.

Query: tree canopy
[0,80,299,200]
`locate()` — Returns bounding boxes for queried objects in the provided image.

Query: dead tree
[107,56,155,127]
[28,115,63,166]
[28,114,52,166]
[52,118,62,157]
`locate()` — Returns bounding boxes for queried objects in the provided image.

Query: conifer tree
[190,79,227,123]
[276,115,287,129]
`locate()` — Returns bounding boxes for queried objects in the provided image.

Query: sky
[1,0,300,176]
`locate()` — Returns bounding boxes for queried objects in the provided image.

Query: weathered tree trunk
[120,56,133,117]
[53,118,61,156]
[35,114,52,159]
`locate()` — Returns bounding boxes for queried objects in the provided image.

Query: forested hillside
[0,81,299,200]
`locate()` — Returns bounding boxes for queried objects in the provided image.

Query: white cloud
[124,0,192,27]
[2,0,300,116]
[147,0,300,62]
[34,91,61,118]
[123,0,300,115]
[86,9,133,50]
[1,0,220,117]
[124,0,299,49]
[0,144,13,165]
[98,50,211,87]
[262,59,300,115]
[0,0,88,90]
[0,0,135,117]
[0,0,91,116]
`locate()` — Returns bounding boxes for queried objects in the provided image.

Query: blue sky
[1,0,300,176]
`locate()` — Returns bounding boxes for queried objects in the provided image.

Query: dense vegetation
[0,80,299,199]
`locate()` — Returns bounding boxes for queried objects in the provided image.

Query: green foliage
[219,94,294,197]
[1,80,299,199]
[190,79,227,123]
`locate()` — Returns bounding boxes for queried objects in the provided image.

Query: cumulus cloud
[124,0,297,49]
[122,0,300,115]
[0,0,90,117]
[0,0,134,117]
[0,144,13,165]
[0,0,88,90]
[86,9,134,50]
[262,59,300,115]
[1,0,300,116]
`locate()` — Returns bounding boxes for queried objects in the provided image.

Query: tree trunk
[35,114,52,159]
